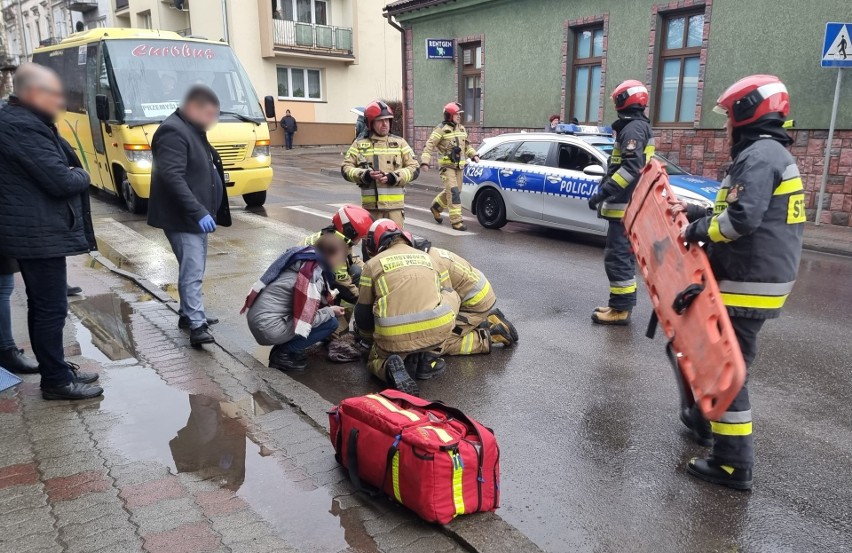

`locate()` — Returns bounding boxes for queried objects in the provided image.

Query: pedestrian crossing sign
[822,22,852,67]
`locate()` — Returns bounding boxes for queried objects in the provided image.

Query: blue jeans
[165,231,209,330]
[285,317,338,353]
[0,273,16,350]
[17,258,74,387]
[285,132,294,150]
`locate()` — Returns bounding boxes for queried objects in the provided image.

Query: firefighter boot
[452,222,468,231]
[488,308,519,342]
[680,406,712,447]
[686,457,752,491]
[386,355,420,397]
[591,307,631,325]
[430,203,444,224]
[489,325,515,347]
[416,354,446,380]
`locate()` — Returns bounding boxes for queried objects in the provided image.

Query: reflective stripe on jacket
[687,139,804,319]
[420,123,478,168]
[341,134,419,210]
[428,247,496,313]
[599,118,654,220]
[358,241,459,352]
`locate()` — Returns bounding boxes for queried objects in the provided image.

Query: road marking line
[327,204,475,236]
[403,203,473,222]
[230,211,311,243]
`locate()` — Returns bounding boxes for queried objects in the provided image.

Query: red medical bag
[328,389,500,524]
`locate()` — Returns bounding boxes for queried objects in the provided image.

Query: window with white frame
[277,67,322,100]
[272,0,328,25]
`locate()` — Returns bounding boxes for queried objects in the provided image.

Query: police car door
[541,142,607,232]
[497,140,550,219]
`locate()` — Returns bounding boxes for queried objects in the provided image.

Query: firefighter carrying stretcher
[672,74,804,490]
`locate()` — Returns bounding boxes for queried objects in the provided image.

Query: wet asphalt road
[86,150,852,553]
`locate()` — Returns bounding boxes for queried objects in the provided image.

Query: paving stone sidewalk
[0,258,469,553]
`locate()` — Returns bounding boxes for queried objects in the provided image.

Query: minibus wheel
[243,191,267,208]
[122,178,148,214]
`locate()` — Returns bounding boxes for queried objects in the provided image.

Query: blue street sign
[426,39,454,60]
[821,22,852,67]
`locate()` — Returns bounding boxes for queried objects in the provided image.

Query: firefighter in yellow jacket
[355,220,459,396]
[413,238,518,355]
[420,102,480,231]
[341,101,419,228]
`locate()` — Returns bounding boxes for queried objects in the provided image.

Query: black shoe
[190,325,215,347]
[415,355,446,380]
[686,458,752,491]
[0,348,39,374]
[488,308,519,342]
[178,315,220,329]
[386,355,419,396]
[403,353,422,378]
[452,223,468,231]
[269,345,308,372]
[66,285,83,297]
[67,361,99,384]
[42,382,103,400]
[680,406,712,447]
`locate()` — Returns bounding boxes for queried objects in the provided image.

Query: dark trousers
[285,317,338,353]
[706,316,764,470]
[17,258,73,388]
[285,132,294,150]
[604,220,637,310]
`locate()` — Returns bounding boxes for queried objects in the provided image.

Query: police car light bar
[555,123,613,136]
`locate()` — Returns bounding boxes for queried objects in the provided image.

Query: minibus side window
[85,43,106,153]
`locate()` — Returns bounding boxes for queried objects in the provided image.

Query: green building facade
[386,0,852,225]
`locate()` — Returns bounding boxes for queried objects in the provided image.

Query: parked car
[461,126,718,234]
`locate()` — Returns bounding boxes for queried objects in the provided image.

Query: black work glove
[385,172,398,186]
[588,189,606,211]
[360,170,374,187]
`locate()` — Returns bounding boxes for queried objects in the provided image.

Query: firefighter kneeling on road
[673,75,804,490]
[341,101,419,228]
[588,80,655,325]
[412,237,518,354]
[420,102,480,231]
[354,219,459,396]
[301,204,373,362]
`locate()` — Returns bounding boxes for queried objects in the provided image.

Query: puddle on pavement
[85,348,375,551]
[70,293,139,361]
[70,289,380,552]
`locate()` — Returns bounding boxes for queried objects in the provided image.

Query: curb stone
[87,252,546,553]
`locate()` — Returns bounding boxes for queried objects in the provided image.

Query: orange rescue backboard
[623,159,746,420]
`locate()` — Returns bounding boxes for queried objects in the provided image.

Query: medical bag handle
[346,428,399,499]
[378,389,493,439]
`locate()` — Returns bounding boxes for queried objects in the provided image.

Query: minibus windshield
[105,39,265,125]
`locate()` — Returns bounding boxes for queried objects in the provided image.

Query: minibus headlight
[253,140,270,159]
[124,145,153,168]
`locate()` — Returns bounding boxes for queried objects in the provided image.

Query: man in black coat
[147,85,231,347]
[0,64,101,400]
[281,109,297,150]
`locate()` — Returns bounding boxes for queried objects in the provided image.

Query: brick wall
[413,126,852,226]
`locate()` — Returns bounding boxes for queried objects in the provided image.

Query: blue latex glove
[198,214,216,233]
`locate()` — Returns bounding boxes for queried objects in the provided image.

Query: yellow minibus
[34,28,275,213]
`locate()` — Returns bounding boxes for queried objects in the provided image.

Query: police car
[461,124,718,234]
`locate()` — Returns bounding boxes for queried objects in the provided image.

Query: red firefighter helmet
[611,80,649,111]
[364,100,394,129]
[443,101,463,121]
[332,204,373,244]
[714,74,790,128]
[366,219,413,255]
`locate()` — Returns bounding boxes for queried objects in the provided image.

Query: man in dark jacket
[0,63,101,400]
[147,85,231,347]
[280,109,297,150]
